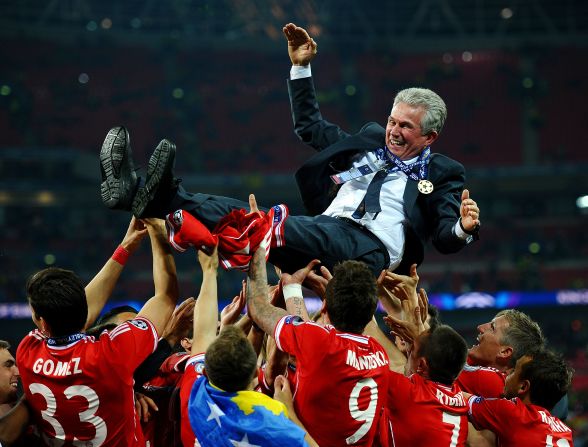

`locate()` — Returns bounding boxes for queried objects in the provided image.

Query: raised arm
[246,195,289,335]
[280,259,321,321]
[190,247,219,355]
[283,23,349,151]
[83,216,147,330]
[137,218,179,335]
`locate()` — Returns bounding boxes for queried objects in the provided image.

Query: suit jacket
[287,76,475,271]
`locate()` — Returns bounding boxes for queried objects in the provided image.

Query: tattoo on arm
[247,250,287,335]
[287,296,310,321]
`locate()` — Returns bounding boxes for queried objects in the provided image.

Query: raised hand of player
[281,259,321,287]
[197,244,219,272]
[378,264,419,305]
[417,288,429,327]
[120,216,148,253]
[303,265,332,301]
[383,312,424,346]
[460,189,480,232]
[283,23,318,66]
[162,297,195,344]
[220,284,247,328]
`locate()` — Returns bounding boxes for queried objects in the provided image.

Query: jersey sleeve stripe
[467,394,479,415]
[274,315,289,352]
[186,353,206,368]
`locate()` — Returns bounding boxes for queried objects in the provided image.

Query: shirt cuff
[290,64,312,80]
[454,219,469,240]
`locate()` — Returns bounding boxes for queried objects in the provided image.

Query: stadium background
[0,0,587,443]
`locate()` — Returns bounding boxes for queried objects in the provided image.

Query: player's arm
[280,259,320,321]
[247,247,288,336]
[191,247,219,355]
[137,218,180,335]
[0,397,29,446]
[83,216,147,330]
[363,317,406,373]
[274,375,320,447]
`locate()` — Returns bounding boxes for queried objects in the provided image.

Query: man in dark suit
[280,23,480,274]
[99,24,479,275]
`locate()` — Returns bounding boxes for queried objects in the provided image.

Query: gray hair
[0,340,10,350]
[393,88,447,136]
[496,309,546,368]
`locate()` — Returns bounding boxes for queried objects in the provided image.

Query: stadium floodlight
[576,195,588,209]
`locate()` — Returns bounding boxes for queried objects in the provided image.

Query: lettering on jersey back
[435,389,466,407]
[32,357,83,376]
[346,350,388,371]
[539,411,571,433]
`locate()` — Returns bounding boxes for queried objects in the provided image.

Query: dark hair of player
[205,325,257,393]
[418,324,468,386]
[26,267,88,337]
[523,349,573,410]
[325,260,377,334]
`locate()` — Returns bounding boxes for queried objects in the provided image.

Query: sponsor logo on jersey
[130,319,149,330]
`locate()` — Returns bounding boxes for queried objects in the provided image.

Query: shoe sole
[132,139,176,217]
[100,126,134,209]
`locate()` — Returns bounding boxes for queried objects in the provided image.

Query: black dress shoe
[132,139,177,218]
[100,126,139,210]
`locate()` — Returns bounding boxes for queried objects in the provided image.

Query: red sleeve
[99,317,158,376]
[467,395,516,433]
[179,353,205,447]
[274,315,329,364]
[456,366,505,397]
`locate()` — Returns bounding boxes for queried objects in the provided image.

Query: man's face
[468,315,510,367]
[0,348,19,404]
[385,102,437,160]
[503,355,532,399]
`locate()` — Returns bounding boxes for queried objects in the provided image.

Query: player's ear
[497,345,513,363]
[518,379,530,397]
[416,357,429,376]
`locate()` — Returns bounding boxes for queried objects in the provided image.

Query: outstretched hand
[460,189,480,232]
[283,23,318,66]
[304,265,332,300]
[120,216,148,253]
[281,259,321,287]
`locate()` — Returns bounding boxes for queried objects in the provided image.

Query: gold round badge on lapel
[418,179,434,194]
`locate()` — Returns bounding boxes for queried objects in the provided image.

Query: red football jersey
[142,352,190,447]
[274,315,390,447]
[382,373,468,447]
[456,363,506,398]
[468,396,574,446]
[17,317,158,447]
[179,353,205,447]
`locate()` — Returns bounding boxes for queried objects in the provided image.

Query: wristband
[111,245,130,266]
[282,284,303,301]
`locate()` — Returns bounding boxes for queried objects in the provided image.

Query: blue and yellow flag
[188,376,308,447]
